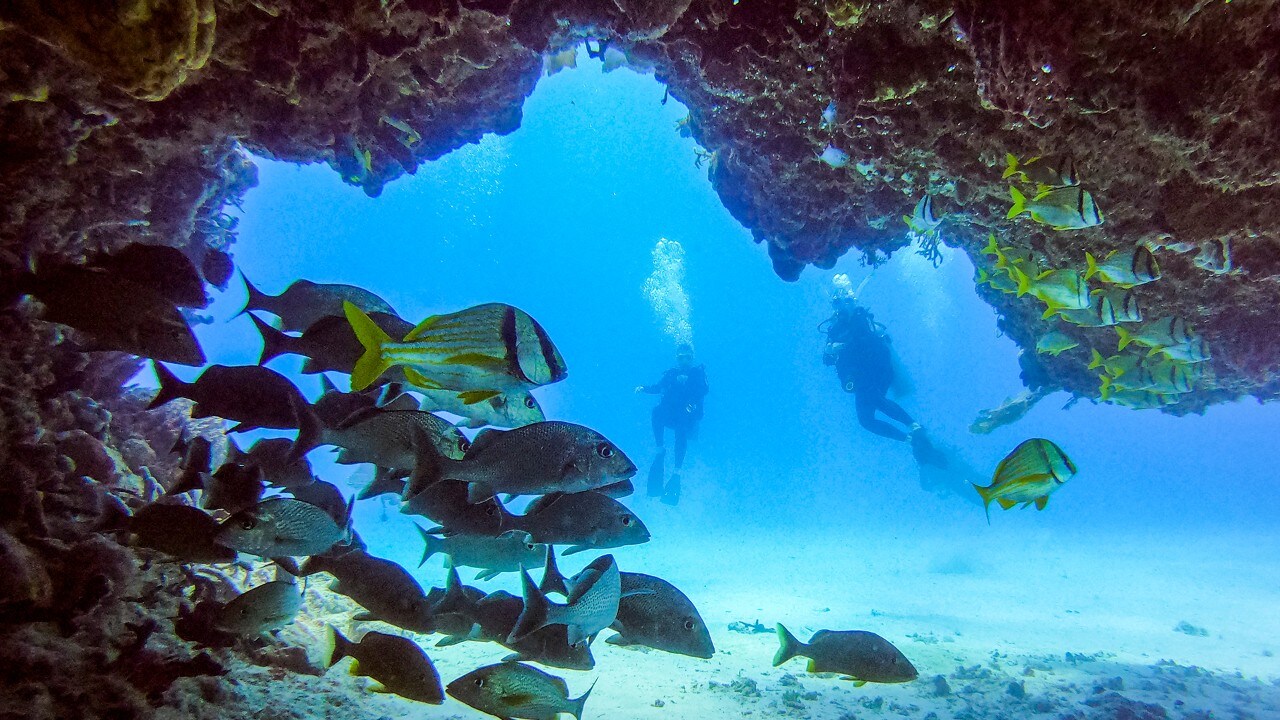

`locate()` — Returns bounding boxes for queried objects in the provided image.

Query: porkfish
[973,438,1077,523]
[344,301,567,397]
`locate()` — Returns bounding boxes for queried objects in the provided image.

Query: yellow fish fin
[1041,305,1061,320]
[348,658,361,676]
[403,314,441,341]
[1116,327,1133,351]
[1002,153,1019,179]
[996,498,1017,510]
[981,233,1001,257]
[1007,186,1027,219]
[1088,349,1105,370]
[345,302,392,391]
[845,679,868,687]
[458,389,501,405]
[972,483,993,524]
[403,367,444,391]
[444,352,508,372]
[806,659,817,673]
[1084,251,1100,280]
[1035,495,1049,510]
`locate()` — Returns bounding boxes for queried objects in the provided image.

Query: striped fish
[1007,185,1103,231]
[1085,245,1161,287]
[345,301,567,396]
[973,438,1077,523]
[1116,316,1196,351]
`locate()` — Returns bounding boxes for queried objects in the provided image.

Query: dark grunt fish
[415,527,543,580]
[508,554,621,647]
[215,497,350,557]
[129,502,237,563]
[328,629,444,705]
[213,580,302,637]
[200,462,265,514]
[512,491,650,556]
[774,625,917,685]
[300,549,435,633]
[241,276,397,333]
[607,572,714,659]
[252,311,412,380]
[447,662,592,720]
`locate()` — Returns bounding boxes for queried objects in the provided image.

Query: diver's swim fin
[661,472,681,506]
[647,450,665,498]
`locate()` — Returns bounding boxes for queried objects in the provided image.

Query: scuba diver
[636,343,708,506]
[821,292,947,468]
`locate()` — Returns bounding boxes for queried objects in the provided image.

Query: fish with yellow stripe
[972,438,1077,523]
[1085,245,1160,288]
[345,302,567,400]
[1014,268,1092,318]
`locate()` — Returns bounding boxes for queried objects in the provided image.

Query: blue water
[162,47,1280,716]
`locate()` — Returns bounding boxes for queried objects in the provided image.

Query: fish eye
[473,678,485,688]
[683,619,695,630]
[526,543,536,550]
[459,438,471,453]
[240,518,256,531]
[524,396,537,409]
[621,515,632,526]
[596,442,614,458]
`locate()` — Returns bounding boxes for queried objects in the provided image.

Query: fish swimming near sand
[408,421,636,504]
[240,276,397,333]
[1007,185,1103,230]
[344,301,567,395]
[607,572,714,659]
[328,628,444,705]
[508,554,622,647]
[1085,245,1161,288]
[216,497,351,558]
[446,662,593,720]
[400,477,518,537]
[973,438,1077,522]
[213,580,302,637]
[512,492,651,555]
[774,624,917,685]
[300,549,436,633]
[416,527,545,580]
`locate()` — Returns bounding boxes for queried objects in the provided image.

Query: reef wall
[0,1,1277,716]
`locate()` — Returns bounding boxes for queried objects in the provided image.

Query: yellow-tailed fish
[973,438,1077,523]
[994,246,1041,280]
[976,267,1018,294]
[980,233,1006,259]
[1107,389,1175,410]
[1116,316,1196,351]
[1016,269,1091,318]
[903,195,943,236]
[1084,246,1160,287]
[1102,359,1199,396]
[1091,287,1142,323]
[1007,186,1103,230]
[1088,349,1152,379]
[1059,292,1120,327]
[1035,330,1079,356]
[1002,153,1079,189]
[345,302,568,394]
[1153,336,1212,363]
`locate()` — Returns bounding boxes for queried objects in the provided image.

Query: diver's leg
[663,424,686,506]
[878,398,915,427]
[855,393,909,442]
[651,409,665,447]
[648,409,667,497]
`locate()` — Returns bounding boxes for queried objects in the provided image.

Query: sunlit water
[149,48,1280,718]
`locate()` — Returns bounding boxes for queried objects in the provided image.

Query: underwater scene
[4,6,1280,720]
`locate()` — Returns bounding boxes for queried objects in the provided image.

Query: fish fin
[1007,186,1027,219]
[1034,183,1053,196]
[239,273,272,318]
[569,679,596,720]
[406,424,450,497]
[605,632,633,647]
[444,353,507,372]
[414,524,440,567]
[402,314,442,341]
[1088,349,1104,370]
[1116,327,1132,351]
[1084,251,1099,280]
[402,366,444,391]
[286,393,322,464]
[319,374,340,396]
[475,568,502,581]
[561,545,591,556]
[1012,266,1032,297]
[344,301,392,391]
[147,362,190,409]
[773,623,804,667]
[1040,305,1060,320]
[506,568,549,645]
[981,233,1001,257]
[1035,495,1049,510]
[435,623,482,647]
[972,483,993,525]
[1146,345,1164,358]
[458,389,501,405]
[996,498,1017,509]
[540,546,569,597]
[352,611,379,622]
[327,625,353,668]
[1001,153,1019,179]
[249,313,291,366]
[851,680,868,687]
[807,659,818,673]
[594,479,635,498]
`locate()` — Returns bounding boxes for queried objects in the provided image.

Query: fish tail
[327,625,354,668]
[539,545,569,597]
[297,555,329,577]
[1012,266,1032,297]
[405,424,451,499]
[1084,251,1099,281]
[356,468,405,501]
[1006,186,1027,219]
[1040,304,1060,320]
[506,568,550,645]
[1001,153,1020,179]
[1099,374,1113,400]
[344,301,393,391]
[415,524,441,567]
[147,362,190,410]
[568,678,596,720]
[1116,326,1133,351]
[972,484,993,525]
[981,233,1001,258]
[1088,349,1105,370]
[239,273,271,318]
[286,393,322,464]
[250,313,292,365]
[773,623,805,667]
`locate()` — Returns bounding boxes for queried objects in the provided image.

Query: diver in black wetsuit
[636,343,708,506]
[822,297,946,467]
